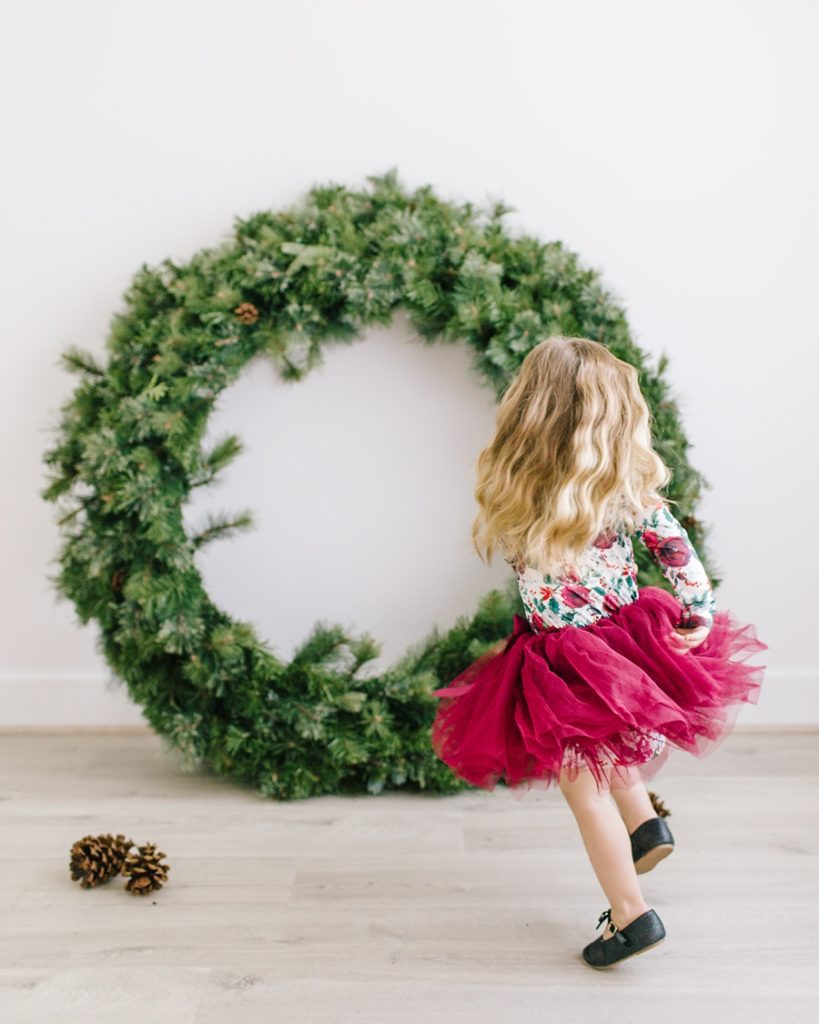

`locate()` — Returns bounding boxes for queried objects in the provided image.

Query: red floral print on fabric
[510,501,717,634]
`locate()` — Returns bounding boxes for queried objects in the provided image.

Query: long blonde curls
[472,335,673,578]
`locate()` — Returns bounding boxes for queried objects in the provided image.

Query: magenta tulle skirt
[431,585,768,799]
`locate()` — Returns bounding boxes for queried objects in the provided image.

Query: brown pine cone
[234,301,260,324]
[648,790,671,818]
[69,833,134,888]
[121,842,171,896]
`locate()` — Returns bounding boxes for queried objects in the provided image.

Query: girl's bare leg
[558,765,650,939]
[610,778,657,834]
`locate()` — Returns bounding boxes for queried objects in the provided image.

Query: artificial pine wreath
[42,168,719,801]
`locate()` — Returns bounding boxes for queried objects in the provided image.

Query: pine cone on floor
[648,790,671,818]
[121,842,171,895]
[69,833,134,888]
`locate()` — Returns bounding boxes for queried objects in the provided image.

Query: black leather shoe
[630,816,675,874]
[582,907,666,969]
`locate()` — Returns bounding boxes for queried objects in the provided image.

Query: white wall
[2,0,815,726]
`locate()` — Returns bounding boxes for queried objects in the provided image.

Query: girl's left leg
[558,765,650,938]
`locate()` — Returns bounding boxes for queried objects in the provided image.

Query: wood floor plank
[0,729,817,1022]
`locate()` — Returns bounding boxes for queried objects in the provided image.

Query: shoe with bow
[581,907,666,969]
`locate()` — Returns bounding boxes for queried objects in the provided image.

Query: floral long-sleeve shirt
[509,501,717,634]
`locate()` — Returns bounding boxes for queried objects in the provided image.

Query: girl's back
[511,500,717,634]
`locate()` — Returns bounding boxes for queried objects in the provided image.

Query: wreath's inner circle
[183,314,509,668]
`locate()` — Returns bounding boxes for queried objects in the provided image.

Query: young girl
[430,335,768,969]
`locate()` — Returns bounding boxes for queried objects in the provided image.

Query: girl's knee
[558,765,611,806]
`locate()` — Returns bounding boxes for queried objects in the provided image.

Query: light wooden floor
[1,728,817,1024]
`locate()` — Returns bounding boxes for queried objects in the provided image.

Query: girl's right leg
[609,778,658,834]
[558,764,650,936]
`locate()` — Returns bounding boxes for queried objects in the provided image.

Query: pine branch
[189,511,255,550]
[59,345,105,376]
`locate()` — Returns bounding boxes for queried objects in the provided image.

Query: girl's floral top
[508,501,717,634]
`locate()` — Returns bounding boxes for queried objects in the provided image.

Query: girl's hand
[667,624,710,653]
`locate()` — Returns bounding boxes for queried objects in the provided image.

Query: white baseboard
[0,672,147,726]
[0,669,816,727]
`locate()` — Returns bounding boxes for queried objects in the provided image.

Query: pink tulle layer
[431,585,768,799]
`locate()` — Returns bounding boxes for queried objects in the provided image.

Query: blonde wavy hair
[472,335,674,578]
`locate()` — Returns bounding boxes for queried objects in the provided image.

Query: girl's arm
[634,501,717,632]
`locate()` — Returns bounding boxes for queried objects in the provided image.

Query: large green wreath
[41,169,719,801]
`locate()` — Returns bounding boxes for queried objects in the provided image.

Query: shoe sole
[583,935,666,969]
[634,843,674,875]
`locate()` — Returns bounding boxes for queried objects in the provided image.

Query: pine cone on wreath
[648,790,671,818]
[234,301,259,324]
[121,842,171,895]
[69,833,134,888]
